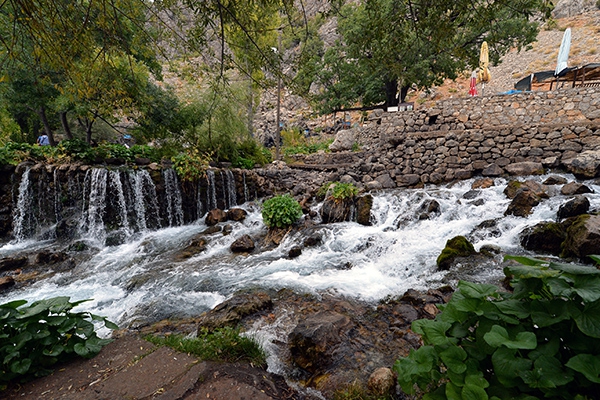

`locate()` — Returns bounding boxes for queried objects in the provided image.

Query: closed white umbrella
[555,28,571,77]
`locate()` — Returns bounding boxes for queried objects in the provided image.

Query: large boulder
[520,222,566,256]
[320,197,354,223]
[0,256,28,273]
[197,291,272,332]
[504,180,548,200]
[288,311,354,374]
[356,194,373,226]
[562,150,600,179]
[561,182,593,196]
[504,162,544,176]
[205,208,227,226]
[329,129,357,152]
[436,236,476,270]
[557,196,590,220]
[226,208,248,222]
[505,188,541,217]
[562,215,600,261]
[230,234,255,253]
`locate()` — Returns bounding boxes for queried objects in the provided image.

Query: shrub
[317,182,358,202]
[394,255,600,399]
[145,327,266,366]
[0,297,117,386]
[261,194,303,228]
[172,149,211,182]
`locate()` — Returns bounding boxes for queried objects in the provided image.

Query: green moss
[436,236,476,270]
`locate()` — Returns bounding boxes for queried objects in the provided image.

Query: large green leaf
[462,383,489,400]
[10,358,31,375]
[521,355,573,388]
[504,264,559,280]
[440,345,467,374]
[529,299,570,328]
[565,354,600,383]
[412,319,452,346]
[504,255,549,267]
[494,299,529,319]
[491,347,532,387]
[483,325,537,350]
[549,261,600,275]
[571,275,600,302]
[574,301,600,338]
[458,281,499,299]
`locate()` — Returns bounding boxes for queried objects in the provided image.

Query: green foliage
[172,150,211,182]
[317,182,359,202]
[281,127,332,156]
[333,380,392,400]
[0,297,117,386]
[394,255,600,399]
[144,327,266,366]
[436,236,476,270]
[311,0,551,112]
[261,194,303,228]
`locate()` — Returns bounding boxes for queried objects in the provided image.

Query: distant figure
[37,133,50,146]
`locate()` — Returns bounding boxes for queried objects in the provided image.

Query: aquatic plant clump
[261,194,303,228]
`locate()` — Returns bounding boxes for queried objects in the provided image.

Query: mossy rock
[436,236,476,270]
[520,221,566,256]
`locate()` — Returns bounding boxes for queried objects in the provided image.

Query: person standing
[37,133,50,146]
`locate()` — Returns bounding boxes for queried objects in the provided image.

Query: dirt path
[3,335,311,400]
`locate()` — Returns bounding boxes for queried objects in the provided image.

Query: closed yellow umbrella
[478,41,491,95]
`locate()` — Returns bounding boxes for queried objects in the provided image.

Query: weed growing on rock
[261,194,303,228]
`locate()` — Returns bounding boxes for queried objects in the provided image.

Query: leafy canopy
[311,0,552,112]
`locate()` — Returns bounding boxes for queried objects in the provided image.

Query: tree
[311,0,552,112]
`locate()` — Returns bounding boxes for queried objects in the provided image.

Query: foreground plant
[0,297,117,386]
[394,255,600,399]
[145,327,266,366]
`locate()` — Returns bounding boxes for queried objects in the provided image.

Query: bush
[0,297,117,386]
[261,194,303,228]
[172,149,211,182]
[145,327,266,366]
[394,255,600,399]
[317,182,358,202]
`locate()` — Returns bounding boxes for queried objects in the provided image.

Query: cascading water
[4,173,598,335]
[206,170,217,211]
[163,168,184,227]
[225,170,237,209]
[12,168,34,242]
[128,169,161,232]
[79,168,109,242]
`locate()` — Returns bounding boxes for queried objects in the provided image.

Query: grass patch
[144,327,267,367]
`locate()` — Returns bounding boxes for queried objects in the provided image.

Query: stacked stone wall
[294,87,600,189]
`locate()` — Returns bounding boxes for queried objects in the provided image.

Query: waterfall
[163,168,184,226]
[129,169,161,231]
[225,170,237,209]
[108,170,131,236]
[79,168,108,242]
[12,168,34,241]
[53,169,62,224]
[243,172,249,204]
[206,170,217,211]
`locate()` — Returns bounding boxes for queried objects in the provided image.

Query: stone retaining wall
[294,87,600,189]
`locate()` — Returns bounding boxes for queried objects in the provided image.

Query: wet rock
[288,311,354,374]
[436,236,476,270]
[557,196,590,220]
[504,180,548,199]
[35,250,68,265]
[520,222,566,256]
[562,150,600,179]
[222,224,233,235]
[303,234,322,247]
[462,190,480,200]
[356,194,373,226]
[335,262,353,270]
[504,188,541,217]
[68,241,89,252]
[365,180,383,191]
[205,209,227,226]
[198,291,273,332]
[367,367,395,397]
[0,256,28,273]
[472,177,495,189]
[561,182,593,196]
[202,225,222,235]
[320,197,354,223]
[288,246,302,258]
[562,215,600,261]
[227,208,248,222]
[544,175,568,185]
[230,234,255,253]
[105,231,127,247]
[176,236,208,260]
[505,161,544,176]
[0,276,15,292]
[418,199,441,220]
[482,163,504,176]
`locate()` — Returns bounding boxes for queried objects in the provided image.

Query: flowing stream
[2,174,599,338]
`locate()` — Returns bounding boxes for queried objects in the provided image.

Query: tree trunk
[399,86,409,104]
[60,112,73,140]
[384,80,399,108]
[37,106,55,146]
[77,117,94,144]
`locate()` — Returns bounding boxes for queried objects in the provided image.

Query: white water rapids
[1,174,599,338]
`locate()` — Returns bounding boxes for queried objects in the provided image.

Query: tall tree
[311,0,552,112]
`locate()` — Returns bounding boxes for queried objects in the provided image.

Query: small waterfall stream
[4,173,599,332]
